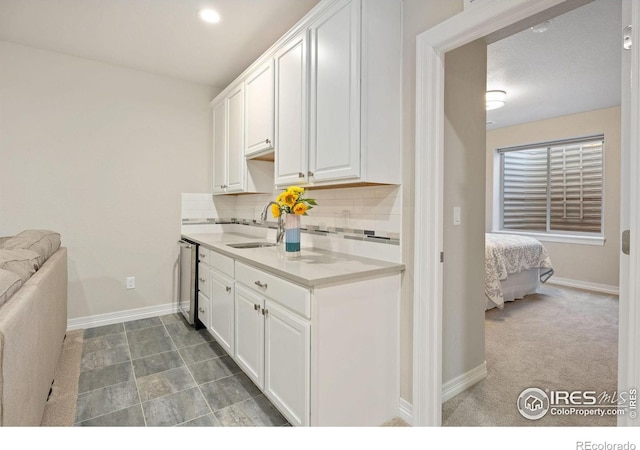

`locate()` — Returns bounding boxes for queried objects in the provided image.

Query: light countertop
[181,232,405,288]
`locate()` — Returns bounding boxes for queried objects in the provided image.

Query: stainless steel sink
[226,242,276,249]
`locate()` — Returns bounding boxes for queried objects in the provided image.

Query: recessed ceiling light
[198,9,221,24]
[486,90,506,111]
[531,20,551,33]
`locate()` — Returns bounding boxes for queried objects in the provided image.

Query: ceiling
[487,0,623,130]
[0,0,320,88]
[0,0,622,127]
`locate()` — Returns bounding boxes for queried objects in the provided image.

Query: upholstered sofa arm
[0,247,67,426]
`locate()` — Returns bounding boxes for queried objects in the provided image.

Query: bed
[485,233,554,310]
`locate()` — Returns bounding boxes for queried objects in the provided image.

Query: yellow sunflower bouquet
[271,186,317,218]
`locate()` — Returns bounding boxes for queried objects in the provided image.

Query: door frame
[413,0,639,426]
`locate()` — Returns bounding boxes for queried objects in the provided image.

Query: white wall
[0,41,218,320]
[401,0,464,402]
[442,39,487,384]
[486,106,621,288]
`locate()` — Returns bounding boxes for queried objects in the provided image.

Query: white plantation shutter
[499,135,603,235]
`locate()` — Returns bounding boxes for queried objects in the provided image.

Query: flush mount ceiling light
[531,20,551,33]
[198,9,221,24]
[486,90,506,111]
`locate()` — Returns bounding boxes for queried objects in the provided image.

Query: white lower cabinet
[197,292,210,329]
[201,248,399,427]
[234,284,265,388]
[234,281,311,427]
[209,270,235,356]
[264,300,310,427]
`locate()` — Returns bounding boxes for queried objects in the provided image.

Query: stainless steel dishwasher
[178,239,198,325]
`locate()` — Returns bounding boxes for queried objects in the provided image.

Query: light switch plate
[453,207,461,226]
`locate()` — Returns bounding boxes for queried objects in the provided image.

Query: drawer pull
[226,286,232,293]
[254,281,268,289]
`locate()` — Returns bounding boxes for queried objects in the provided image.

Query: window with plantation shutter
[499,135,604,237]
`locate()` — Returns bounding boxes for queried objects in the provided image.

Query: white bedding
[485,233,554,309]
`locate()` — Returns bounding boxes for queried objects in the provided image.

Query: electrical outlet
[126,277,135,289]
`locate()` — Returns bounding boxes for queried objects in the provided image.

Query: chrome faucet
[261,201,284,244]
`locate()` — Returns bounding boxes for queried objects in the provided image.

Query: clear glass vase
[284,213,301,258]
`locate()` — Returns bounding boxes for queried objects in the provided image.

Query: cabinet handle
[298,172,304,179]
[226,286,232,293]
[254,304,260,311]
[198,307,205,314]
[199,253,206,259]
[265,138,271,145]
[254,280,268,289]
[308,171,314,178]
[220,184,227,189]
[199,277,206,283]
[262,308,268,316]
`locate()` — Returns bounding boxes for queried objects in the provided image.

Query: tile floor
[74,313,289,426]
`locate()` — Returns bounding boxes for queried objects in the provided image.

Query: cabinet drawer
[197,291,210,328]
[236,262,310,318]
[197,263,210,298]
[210,250,234,278]
[197,247,211,265]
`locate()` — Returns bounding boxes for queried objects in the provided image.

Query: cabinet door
[210,270,235,356]
[245,61,274,157]
[234,284,265,388]
[212,100,227,194]
[264,300,310,427]
[308,0,361,182]
[274,31,309,186]
[226,84,246,193]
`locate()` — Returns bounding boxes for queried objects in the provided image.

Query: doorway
[412,0,638,427]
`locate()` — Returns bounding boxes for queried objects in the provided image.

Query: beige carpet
[442,285,619,426]
[40,329,83,426]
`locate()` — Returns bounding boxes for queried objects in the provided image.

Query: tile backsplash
[181,185,401,257]
[235,185,401,238]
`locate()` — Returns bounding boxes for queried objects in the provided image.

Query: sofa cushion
[0,268,22,307]
[0,249,41,283]
[2,230,61,264]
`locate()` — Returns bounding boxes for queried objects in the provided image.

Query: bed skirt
[485,268,540,311]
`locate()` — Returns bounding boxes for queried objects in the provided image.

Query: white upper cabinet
[212,84,273,196]
[210,0,401,193]
[226,84,245,193]
[212,100,227,194]
[308,0,360,183]
[274,31,309,186]
[245,61,275,157]
[274,0,402,188]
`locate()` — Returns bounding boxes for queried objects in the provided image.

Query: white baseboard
[397,397,413,426]
[546,276,619,296]
[442,361,487,403]
[67,302,180,331]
